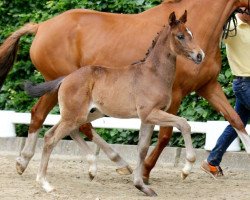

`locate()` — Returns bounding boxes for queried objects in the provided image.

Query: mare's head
[169,11,205,64]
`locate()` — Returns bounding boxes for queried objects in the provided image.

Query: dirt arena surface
[0,153,250,200]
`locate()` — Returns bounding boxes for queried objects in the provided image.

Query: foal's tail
[0,23,39,89]
[24,77,65,98]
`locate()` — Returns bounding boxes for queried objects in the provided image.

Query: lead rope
[222,0,250,40]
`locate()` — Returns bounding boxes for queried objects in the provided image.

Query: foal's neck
[146,25,176,73]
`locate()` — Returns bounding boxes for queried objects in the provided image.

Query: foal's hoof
[116,166,133,175]
[181,172,189,180]
[147,189,158,197]
[16,157,26,175]
[135,185,157,197]
[88,172,95,181]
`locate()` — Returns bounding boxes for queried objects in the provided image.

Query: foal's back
[59,61,170,120]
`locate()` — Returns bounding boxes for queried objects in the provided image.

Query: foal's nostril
[197,53,202,63]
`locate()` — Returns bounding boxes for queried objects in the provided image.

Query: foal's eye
[177,34,185,40]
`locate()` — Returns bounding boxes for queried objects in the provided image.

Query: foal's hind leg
[36,122,59,192]
[86,111,133,175]
[37,120,78,192]
[70,130,97,180]
[144,109,196,179]
[16,93,58,175]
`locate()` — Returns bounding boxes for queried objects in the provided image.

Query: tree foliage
[0,0,234,148]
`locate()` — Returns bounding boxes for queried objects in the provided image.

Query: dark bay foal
[25,11,204,196]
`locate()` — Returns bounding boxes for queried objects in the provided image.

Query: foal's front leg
[133,123,157,196]
[145,109,196,179]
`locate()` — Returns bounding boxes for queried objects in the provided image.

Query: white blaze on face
[186,27,193,38]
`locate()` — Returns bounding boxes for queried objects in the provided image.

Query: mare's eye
[177,34,185,40]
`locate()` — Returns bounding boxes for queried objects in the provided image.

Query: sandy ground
[0,153,250,200]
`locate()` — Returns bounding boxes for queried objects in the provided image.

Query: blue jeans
[207,78,250,166]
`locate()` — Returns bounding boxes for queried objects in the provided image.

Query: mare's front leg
[144,109,196,179]
[197,80,250,153]
[143,127,173,184]
[16,92,58,175]
[133,123,157,196]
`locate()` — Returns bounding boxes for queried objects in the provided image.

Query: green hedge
[0,0,234,148]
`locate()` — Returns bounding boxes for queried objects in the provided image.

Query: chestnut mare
[24,11,203,196]
[1,0,250,183]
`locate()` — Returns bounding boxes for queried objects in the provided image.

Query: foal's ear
[179,10,187,23]
[169,11,177,27]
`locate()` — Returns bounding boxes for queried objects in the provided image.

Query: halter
[222,0,250,40]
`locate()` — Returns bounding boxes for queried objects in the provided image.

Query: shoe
[200,160,224,180]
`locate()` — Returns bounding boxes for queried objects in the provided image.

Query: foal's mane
[132,20,181,65]
[143,28,163,61]
[131,29,163,65]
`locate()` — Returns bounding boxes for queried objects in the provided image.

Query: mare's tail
[0,23,39,89]
[24,77,65,98]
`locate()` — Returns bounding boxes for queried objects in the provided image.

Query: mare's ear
[179,10,187,23]
[169,11,177,27]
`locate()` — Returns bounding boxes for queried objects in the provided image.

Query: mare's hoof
[181,172,189,180]
[116,166,133,175]
[16,157,26,175]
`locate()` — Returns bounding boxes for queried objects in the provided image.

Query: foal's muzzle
[189,50,205,64]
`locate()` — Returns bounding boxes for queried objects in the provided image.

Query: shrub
[0,0,233,148]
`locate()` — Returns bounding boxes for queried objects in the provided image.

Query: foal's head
[169,11,205,64]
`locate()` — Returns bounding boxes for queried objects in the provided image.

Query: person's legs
[207,124,238,166]
[202,79,250,177]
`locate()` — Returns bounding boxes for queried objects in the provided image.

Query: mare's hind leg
[133,123,157,196]
[36,120,79,192]
[16,93,58,175]
[70,130,97,180]
[144,109,196,179]
[86,111,132,175]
